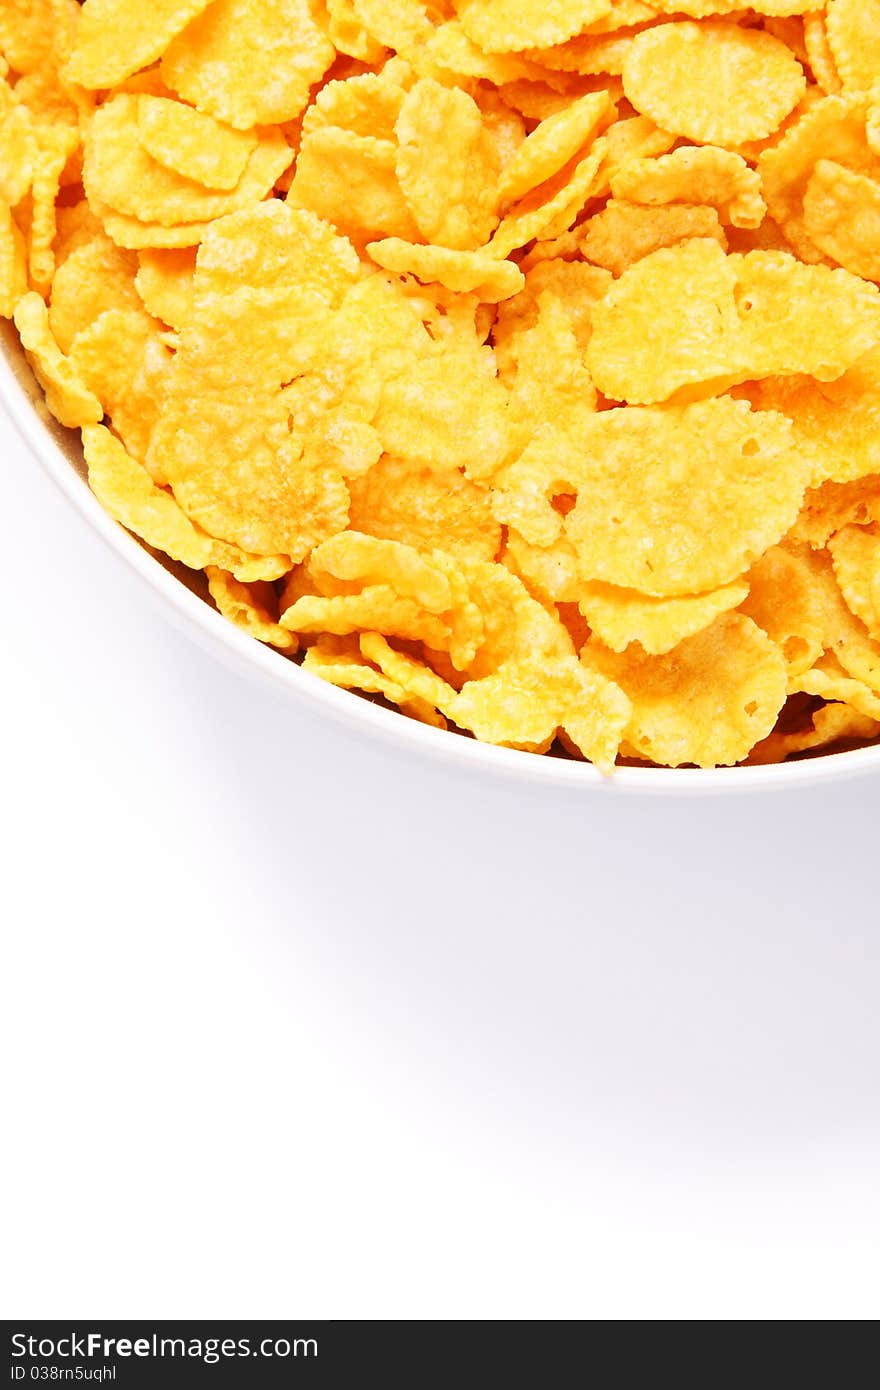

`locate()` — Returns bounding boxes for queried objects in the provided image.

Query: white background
[2,412,879,1322]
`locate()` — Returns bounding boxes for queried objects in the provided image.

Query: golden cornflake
[349,456,501,563]
[83,425,291,580]
[366,239,524,301]
[825,0,880,94]
[588,613,788,768]
[497,90,613,205]
[136,97,258,192]
[579,580,749,656]
[134,248,196,332]
[161,0,335,130]
[84,96,292,229]
[610,146,766,229]
[70,307,173,467]
[581,200,727,275]
[395,79,500,250]
[829,525,880,645]
[457,0,613,56]
[802,159,880,281]
[587,240,880,404]
[48,234,140,354]
[206,568,298,652]
[0,203,28,319]
[493,397,809,596]
[622,22,806,148]
[66,0,215,89]
[14,291,103,428]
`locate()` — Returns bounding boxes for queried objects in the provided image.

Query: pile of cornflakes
[6,0,880,770]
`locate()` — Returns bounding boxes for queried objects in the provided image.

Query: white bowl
[4,319,879,795]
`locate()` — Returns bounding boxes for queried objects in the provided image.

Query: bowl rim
[5,328,880,796]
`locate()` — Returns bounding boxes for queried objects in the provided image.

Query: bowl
[4,318,879,796]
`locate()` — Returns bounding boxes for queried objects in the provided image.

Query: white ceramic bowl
[4,320,879,795]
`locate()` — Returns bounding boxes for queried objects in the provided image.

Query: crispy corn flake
[504,530,583,605]
[304,634,449,726]
[0,0,80,77]
[196,202,361,300]
[0,203,28,319]
[581,199,727,275]
[290,128,419,243]
[794,657,880,722]
[494,397,809,597]
[309,533,453,612]
[803,12,840,95]
[622,22,805,148]
[206,568,298,652]
[0,81,38,207]
[350,0,448,57]
[758,91,880,260]
[746,349,880,489]
[134,248,197,331]
[70,308,173,467]
[359,632,458,713]
[740,545,826,675]
[93,208,218,252]
[456,0,613,56]
[66,0,214,89]
[83,425,291,580]
[306,71,409,142]
[148,203,356,558]
[374,337,510,479]
[776,542,880,692]
[498,90,613,205]
[326,0,388,64]
[524,30,644,78]
[829,524,880,645]
[14,292,102,428]
[579,579,749,655]
[282,587,454,649]
[476,87,527,168]
[48,235,140,354]
[592,114,677,190]
[579,1,658,31]
[493,273,603,456]
[426,19,549,85]
[84,96,292,229]
[453,654,630,769]
[750,702,879,764]
[611,146,766,229]
[791,476,880,548]
[302,641,412,710]
[490,143,604,258]
[733,250,880,380]
[28,123,78,291]
[394,79,500,250]
[54,201,104,265]
[348,455,501,562]
[366,238,524,301]
[825,0,880,94]
[589,613,788,768]
[161,0,334,130]
[136,97,258,193]
[153,336,350,557]
[802,159,880,281]
[497,257,613,358]
[588,239,880,404]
